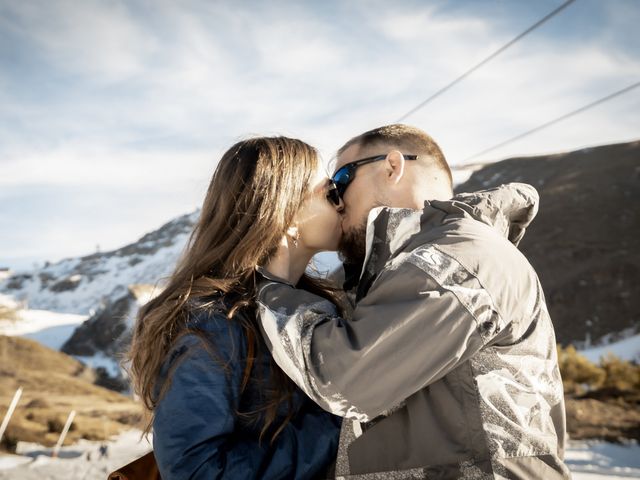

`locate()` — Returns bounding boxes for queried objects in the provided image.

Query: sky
[1,0,639,270]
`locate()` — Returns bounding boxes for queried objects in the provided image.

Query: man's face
[333,144,387,265]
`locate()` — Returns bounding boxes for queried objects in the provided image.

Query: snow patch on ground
[0,454,31,470]
[0,308,87,351]
[579,334,640,364]
[74,352,122,378]
[1,433,638,479]
[0,429,152,480]
[0,307,123,376]
[567,440,640,479]
[0,293,19,309]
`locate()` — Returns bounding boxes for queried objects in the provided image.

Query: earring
[287,226,300,248]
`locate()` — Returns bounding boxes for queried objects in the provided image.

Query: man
[258,124,569,479]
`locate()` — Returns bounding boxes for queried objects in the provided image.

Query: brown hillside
[456,141,640,346]
[0,335,143,452]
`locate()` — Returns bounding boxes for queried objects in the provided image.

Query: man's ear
[384,150,405,185]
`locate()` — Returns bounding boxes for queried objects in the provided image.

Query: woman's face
[294,163,342,253]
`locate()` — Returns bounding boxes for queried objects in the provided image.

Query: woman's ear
[286,225,300,248]
[384,150,405,185]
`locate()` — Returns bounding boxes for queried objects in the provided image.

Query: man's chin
[338,223,367,266]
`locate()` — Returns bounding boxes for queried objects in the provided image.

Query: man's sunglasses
[325,154,418,205]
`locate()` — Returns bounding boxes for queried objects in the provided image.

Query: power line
[395,0,577,123]
[462,80,640,162]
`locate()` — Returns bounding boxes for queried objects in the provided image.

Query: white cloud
[1,1,157,83]
[0,0,639,266]
[0,143,216,194]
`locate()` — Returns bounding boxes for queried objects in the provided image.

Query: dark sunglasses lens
[326,187,340,206]
[332,167,351,196]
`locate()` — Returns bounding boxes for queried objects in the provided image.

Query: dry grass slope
[558,344,640,442]
[0,335,144,453]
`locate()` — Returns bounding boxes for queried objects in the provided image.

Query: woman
[125,137,344,479]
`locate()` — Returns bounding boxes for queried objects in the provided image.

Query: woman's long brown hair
[126,137,342,442]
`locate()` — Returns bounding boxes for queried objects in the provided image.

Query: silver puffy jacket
[257,183,570,479]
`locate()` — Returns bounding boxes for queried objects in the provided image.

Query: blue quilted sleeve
[152,321,339,479]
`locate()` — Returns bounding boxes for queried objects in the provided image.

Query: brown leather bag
[108,451,161,480]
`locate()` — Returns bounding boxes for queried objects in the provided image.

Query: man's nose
[333,196,345,213]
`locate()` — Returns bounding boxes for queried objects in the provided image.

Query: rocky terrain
[566,390,640,442]
[60,285,152,358]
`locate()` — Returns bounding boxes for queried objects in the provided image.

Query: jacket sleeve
[257,245,506,422]
[152,333,340,480]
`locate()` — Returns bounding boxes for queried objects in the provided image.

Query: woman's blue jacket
[152,303,341,479]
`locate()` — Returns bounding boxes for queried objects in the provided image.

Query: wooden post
[0,386,22,444]
[52,410,76,458]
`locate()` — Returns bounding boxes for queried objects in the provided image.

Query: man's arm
[257,245,506,421]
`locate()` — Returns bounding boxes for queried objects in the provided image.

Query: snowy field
[566,441,640,479]
[0,431,638,479]
[580,333,640,364]
[0,429,152,480]
[0,306,87,351]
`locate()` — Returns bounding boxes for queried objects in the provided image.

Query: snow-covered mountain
[0,212,200,389]
[0,210,200,315]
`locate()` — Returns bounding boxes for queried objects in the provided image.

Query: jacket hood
[443,182,539,247]
[354,183,539,296]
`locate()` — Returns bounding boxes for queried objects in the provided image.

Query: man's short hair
[337,124,453,190]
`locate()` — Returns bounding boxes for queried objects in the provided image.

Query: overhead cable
[462,80,640,162]
[395,0,577,122]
